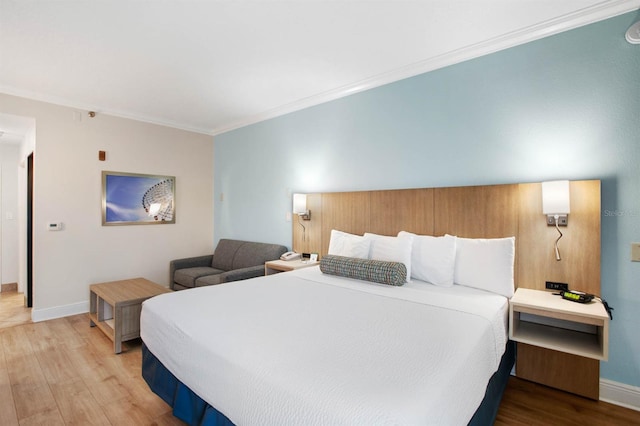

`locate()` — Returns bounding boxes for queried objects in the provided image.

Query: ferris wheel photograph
[101,171,176,225]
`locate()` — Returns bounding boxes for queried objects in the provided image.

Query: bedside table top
[511,288,608,321]
[266,259,320,266]
[265,259,319,271]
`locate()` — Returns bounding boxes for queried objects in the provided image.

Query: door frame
[26,152,33,307]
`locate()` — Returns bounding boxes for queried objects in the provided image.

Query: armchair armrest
[219,265,265,283]
[170,255,214,284]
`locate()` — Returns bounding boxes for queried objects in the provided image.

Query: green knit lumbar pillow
[320,255,407,286]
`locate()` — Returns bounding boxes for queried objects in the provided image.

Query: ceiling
[1,1,638,137]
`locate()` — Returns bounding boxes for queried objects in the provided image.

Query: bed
[141,180,603,424]
[141,262,514,425]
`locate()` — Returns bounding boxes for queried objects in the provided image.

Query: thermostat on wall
[47,222,63,231]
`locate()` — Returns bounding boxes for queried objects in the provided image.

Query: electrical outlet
[545,281,569,291]
[631,243,640,262]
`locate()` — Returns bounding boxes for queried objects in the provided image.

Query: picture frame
[102,171,176,225]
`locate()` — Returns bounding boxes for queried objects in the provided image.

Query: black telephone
[561,290,594,303]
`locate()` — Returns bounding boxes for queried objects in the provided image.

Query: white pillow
[452,235,515,298]
[327,230,370,259]
[363,232,413,281]
[399,231,456,287]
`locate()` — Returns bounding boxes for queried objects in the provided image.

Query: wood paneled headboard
[292,180,601,294]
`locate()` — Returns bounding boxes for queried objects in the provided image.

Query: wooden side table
[509,287,609,399]
[265,259,319,275]
[89,277,172,354]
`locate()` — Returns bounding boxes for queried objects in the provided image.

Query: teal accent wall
[215,12,640,387]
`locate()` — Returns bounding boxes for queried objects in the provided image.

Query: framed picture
[102,171,176,225]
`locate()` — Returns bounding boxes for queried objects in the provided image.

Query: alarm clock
[561,290,594,304]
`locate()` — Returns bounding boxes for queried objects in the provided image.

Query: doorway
[0,112,35,318]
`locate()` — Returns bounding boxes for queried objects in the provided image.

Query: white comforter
[141,266,508,425]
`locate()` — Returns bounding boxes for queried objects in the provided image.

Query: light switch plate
[631,243,640,262]
[546,214,568,226]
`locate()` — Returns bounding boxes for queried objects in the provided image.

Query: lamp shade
[542,180,570,214]
[293,193,307,214]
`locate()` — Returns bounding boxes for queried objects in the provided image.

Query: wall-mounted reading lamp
[293,193,310,220]
[293,193,310,241]
[542,180,570,261]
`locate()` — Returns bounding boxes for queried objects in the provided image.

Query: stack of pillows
[319,229,515,298]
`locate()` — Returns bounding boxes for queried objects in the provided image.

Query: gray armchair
[170,239,288,290]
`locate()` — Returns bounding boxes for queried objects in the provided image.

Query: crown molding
[0,86,215,136]
[211,0,640,135]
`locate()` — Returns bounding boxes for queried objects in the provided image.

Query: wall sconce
[542,180,570,261]
[293,193,310,242]
[293,193,310,220]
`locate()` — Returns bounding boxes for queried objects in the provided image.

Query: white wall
[0,143,19,286]
[0,93,214,321]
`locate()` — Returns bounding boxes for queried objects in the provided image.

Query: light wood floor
[0,291,638,425]
[0,291,31,330]
[0,293,184,425]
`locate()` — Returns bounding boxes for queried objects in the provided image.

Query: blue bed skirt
[142,340,516,426]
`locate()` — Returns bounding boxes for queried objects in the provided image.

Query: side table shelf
[89,295,116,342]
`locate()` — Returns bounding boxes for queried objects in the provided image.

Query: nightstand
[509,287,609,399]
[264,259,319,275]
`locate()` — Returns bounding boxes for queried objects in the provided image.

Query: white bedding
[141,266,508,425]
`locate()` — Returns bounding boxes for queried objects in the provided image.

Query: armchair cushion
[211,239,246,271]
[194,266,265,287]
[175,266,225,288]
[233,243,289,269]
[195,273,225,287]
[222,265,266,282]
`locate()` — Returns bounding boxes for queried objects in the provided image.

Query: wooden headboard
[292,180,601,294]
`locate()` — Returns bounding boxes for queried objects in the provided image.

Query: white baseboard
[601,378,640,412]
[31,301,89,323]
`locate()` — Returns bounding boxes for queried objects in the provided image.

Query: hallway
[0,291,31,329]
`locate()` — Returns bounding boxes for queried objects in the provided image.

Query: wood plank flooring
[0,293,184,426]
[0,291,638,425]
[0,291,31,330]
[496,377,640,425]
